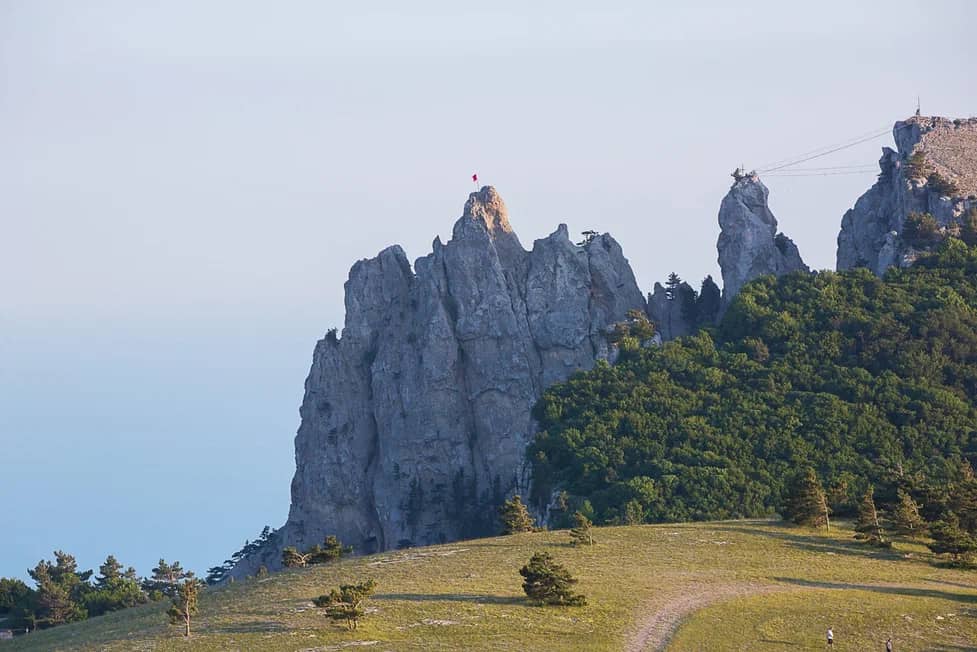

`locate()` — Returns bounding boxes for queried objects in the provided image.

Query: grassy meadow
[5,520,976,651]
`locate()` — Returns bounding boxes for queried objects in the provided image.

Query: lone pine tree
[500,495,535,534]
[569,511,595,546]
[166,575,199,637]
[519,552,586,606]
[314,579,376,631]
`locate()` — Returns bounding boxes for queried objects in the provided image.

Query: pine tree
[307,535,352,565]
[87,555,146,616]
[949,473,977,534]
[853,486,889,547]
[890,489,925,538]
[28,552,91,627]
[519,552,586,606]
[928,513,977,565]
[784,468,831,531]
[282,547,309,568]
[167,575,200,637]
[568,511,595,546]
[665,272,682,300]
[144,559,190,599]
[35,579,80,627]
[314,579,376,630]
[499,495,536,534]
[94,556,123,590]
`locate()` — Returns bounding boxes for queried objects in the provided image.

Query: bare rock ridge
[838,115,977,274]
[717,173,809,303]
[243,187,645,572]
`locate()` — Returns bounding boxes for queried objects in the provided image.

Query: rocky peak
[231,187,647,577]
[457,186,514,236]
[717,173,808,303]
[837,115,977,274]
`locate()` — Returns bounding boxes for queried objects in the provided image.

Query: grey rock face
[717,174,808,302]
[837,116,977,274]
[234,187,645,575]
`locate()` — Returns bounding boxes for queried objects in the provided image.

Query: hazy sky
[2,1,976,581]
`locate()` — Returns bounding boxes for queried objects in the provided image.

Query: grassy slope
[6,521,977,651]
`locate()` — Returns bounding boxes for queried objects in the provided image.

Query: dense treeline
[0,526,275,635]
[530,239,977,528]
[0,552,187,632]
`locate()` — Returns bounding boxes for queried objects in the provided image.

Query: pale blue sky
[2,1,975,580]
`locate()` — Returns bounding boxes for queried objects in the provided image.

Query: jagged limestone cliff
[837,116,977,274]
[717,173,808,303]
[237,187,646,573]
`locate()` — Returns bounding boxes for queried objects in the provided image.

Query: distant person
[886,638,893,651]
[827,628,834,646]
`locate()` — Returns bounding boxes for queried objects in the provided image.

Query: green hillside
[5,521,977,651]
[531,239,977,526]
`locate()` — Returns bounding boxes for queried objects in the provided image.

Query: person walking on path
[886,638,893,651]
[827,628,834,646]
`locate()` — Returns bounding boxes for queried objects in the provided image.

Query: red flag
[472,173,478,183]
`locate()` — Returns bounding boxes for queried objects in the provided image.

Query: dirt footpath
[626,581,789,651]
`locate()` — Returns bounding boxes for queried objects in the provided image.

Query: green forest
[530,238,977,527]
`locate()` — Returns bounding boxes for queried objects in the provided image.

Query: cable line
[758,131,891,173]
[753,125,890,171]
[753,120,917,175]
[762,170,879,177]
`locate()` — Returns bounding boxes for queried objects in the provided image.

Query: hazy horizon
[2,0,976,581]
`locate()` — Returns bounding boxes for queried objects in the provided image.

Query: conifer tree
[87,555,146,616]
[665,272,682,300]
[28,552,91,626]
[167,575,200,637]
[94,556,123,590]
[499,495,536,534]
[784,468,831,531]
[144,559,190,599]
[890,489,925,538]
[928,513,977,565]
[307,535,352,564]
[314,579,376,630]
[519,552,586,606]
[568,511,595,546]
[949,472,977,534]
[853,486,889,546]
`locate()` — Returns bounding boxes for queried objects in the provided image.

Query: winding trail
[625,581,790,652]
[626,578,977,651]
